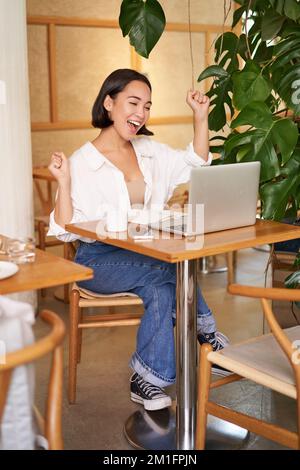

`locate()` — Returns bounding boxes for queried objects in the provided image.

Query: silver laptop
[150,161,261,236]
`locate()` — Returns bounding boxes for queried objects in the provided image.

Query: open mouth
[127,119,142,133]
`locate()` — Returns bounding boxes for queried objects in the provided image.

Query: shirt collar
[131,138,154,162]
[82,142,108,171]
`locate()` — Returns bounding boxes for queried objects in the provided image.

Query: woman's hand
[186,90,210,121]
[48,152,70,184]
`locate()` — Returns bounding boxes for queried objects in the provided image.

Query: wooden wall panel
[159,0,234,24]
[150,124,194,149]
[32,127,97,215]
[27,25,50,122]
[56,27,130,121]
[142,32,206,118]
[26,0,121,19]
[31,128,98,167]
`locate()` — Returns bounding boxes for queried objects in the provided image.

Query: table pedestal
[124,407,248,450]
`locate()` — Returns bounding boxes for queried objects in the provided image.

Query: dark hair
[92,69,153,136]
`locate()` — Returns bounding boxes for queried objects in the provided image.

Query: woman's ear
[103,95,113,112]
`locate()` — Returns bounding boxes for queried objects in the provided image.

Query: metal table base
[124,258,248,451]
[124,407,249,450]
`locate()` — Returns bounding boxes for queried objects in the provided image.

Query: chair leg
[38,220,47,297]
[63,284,70,304]
[226,251,235,286]
[77,308,83,364]
[63,244,70,304]
[196,344,212,450]
[69,289,80,404]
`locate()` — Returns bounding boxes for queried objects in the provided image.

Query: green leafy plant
[118,0,300,290]
[198,0,300,222]
[119,0,300,220]
[119,0,166,58]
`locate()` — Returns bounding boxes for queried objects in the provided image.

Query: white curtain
[0,0,35,305]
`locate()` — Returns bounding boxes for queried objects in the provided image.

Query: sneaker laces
[215,331,229,348]
[133,375,166,398]
[199,331,229,351]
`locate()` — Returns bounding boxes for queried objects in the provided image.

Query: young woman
[48,69,229,411]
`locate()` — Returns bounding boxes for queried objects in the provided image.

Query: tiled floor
[34,247,297,449]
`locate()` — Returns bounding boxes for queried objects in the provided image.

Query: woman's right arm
[48,152,73,228]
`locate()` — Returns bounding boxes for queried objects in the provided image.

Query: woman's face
[104,80,152,140]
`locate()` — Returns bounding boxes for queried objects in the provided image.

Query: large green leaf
[231,102,298,181]
[252,41,274,65]
[198,66,233,131]
[224,130,258,154]
[284,0,300,21]
[223,128,278,181]
[215,32,240,72]
[232,61,272,110]
[231,101,274,130]
[260,147,300,219]
[208,77,234,131]
[272,118,299,164]
[271,36,300,71]
[119,0,165,58]
[232,5,246,28]
[261,10,286,40]
[197,65,229,81]
[260,172,300,219]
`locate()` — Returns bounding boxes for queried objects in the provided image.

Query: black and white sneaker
[197,331,232,377]
[130,373,172,411]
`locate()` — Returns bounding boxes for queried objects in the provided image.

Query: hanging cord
[218,0,233,62]
[188,0,195,90]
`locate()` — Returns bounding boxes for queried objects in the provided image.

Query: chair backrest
[33,166,56,216]
[0,309,65,450]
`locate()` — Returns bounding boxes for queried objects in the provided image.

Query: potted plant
[196,0,300,288]
[118,0,300,287]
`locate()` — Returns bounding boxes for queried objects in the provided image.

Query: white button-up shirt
[48,137,212,242]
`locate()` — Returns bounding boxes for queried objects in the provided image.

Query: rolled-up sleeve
[47,207,88,242]
[47,159,91,242]
[164,141,213,200]
[183,142,213,167]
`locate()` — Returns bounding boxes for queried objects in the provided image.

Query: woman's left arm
[186,90,210,162]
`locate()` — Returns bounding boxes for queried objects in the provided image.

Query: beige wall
[26,0,234,214]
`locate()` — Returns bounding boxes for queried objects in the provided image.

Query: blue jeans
[75,241,216,387]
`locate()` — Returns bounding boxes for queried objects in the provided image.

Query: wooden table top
[32,166,55,182]
[65,219,300,263]
[0,247,93,295]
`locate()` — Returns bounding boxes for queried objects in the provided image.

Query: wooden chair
[0,309,66,450]
[33,167,65,298]
[196,284,300,449]
[33,167,62,251]
[65,242,144,404]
